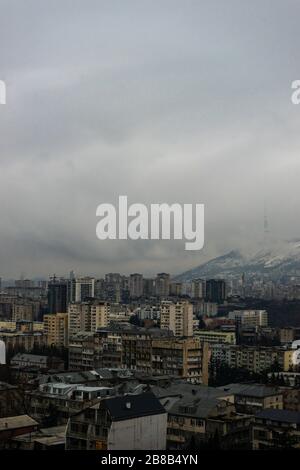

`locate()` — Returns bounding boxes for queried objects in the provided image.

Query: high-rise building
[68,277,95,303]
[191,279,206,299]
[47,278,68,314]
[105,273,123,284]
[68,301,110,337]
[169,282,183,297]
[90,302,110,332]
[129,273,143,298]
[68,303,90,337]
[155,273,170,297]
[228,310,268,328]
[103,273,124,303]
[160,301,193,337]
[205,279,226,303]
[12,303,34,322]
[44,312,69,348]
[143,278,156,297]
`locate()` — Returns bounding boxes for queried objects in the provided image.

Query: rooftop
[218,383,281,398]
[255,409,300,424]
[0,415,38,432]
[104,392,166,421]
[11,353,48,363]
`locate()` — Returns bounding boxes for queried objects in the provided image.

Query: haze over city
[1,0,300,277]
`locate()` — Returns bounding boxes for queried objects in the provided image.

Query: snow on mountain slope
[175,250,246,281]
[175,240,300,281]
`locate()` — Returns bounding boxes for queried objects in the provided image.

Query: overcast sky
[0,0,300,278]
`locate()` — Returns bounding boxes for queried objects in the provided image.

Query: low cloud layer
[0,0,300,278]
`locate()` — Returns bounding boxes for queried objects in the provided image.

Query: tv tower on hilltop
[263,199,270,248]
[262,170,271,248]
[264,203,269,235]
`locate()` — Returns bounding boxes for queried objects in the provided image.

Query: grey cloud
[0,0,300,277]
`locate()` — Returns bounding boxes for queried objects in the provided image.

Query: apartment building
[194,329,236,345]
[216,383,283,414]
[279,327,300,345]
[191,279,206,299]
[12,303,35,322]
[155,273,170,297]
[211,344,294,373]
[47,278,68,314]
[152,337,210,385]
[0,330,47,353]
[205,279,226,303]
[160,385,252,450]
[252,409,300,449]
[169,282,183,297]
[121,330,154,374]
[68,303,91,336]
[0,294,39,322]
[228,310,268,328]
[129,274,143,298]
[44,313,68,348]
[0,321,43,332]
[69,326,209,384]
[90,303,110,332]
[68,301,110,337]
[143,278,156,297]
[10,353,64,371]
[68,277,95,303]
[160,301,193,337]
[27,382,113,424]
[68,332,102,370]
[93,329,123,369]
[196,301,218,317]
[66,393,167,450]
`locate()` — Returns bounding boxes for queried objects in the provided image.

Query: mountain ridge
[175,240,300,281]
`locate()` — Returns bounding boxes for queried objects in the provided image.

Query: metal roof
[255,409,300,424]
[218,383,281,398]
[0,415,38,432]
[104,392,166,421]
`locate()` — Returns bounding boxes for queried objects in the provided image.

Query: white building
[0,339,5,364]
[68,277,95,303]
[228,310,268,328]
[66,392,167,450]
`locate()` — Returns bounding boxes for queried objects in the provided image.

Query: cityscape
[1,266,300,451]
[1,0,300,458]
